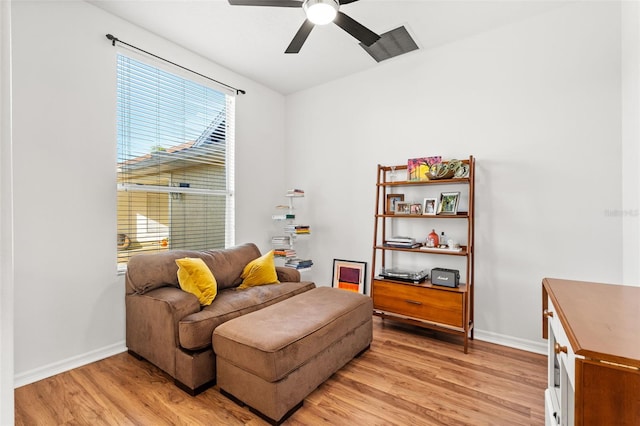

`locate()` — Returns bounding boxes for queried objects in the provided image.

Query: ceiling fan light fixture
[303,0,339,25]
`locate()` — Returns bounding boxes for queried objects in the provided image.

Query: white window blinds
[116,54,235,267]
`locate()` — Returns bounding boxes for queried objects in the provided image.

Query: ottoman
[213,287,373,425]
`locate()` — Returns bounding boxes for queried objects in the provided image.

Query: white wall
[1,0,14,422]
[10,0,286,385]
[622,0,640,284]
[286,2,627,351]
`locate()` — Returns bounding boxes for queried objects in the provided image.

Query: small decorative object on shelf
[454,163,470,178]
[371,156,475,353]
[419,244,462,253]
[427,229,439,248]
[272,189,312,270]
[439,231,448,248]
[428,159,465,180]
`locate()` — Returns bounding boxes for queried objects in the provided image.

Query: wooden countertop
[543,277,640,369]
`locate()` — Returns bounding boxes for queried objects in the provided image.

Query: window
[116,54,235,268]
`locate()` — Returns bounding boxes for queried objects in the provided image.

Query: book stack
[384,236,421,249]
[271,236,291,246]
[286,188,305,197]
[274,248,296,258]
[272,213,296,220]
[284,224,310,234]
[284,258,313,269]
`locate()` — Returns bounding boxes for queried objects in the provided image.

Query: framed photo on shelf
[386,194,404,215]
[422,197,438,215]
[437,191,460,215]
[395,202,411,215]
[332,259,367,294]
[410,203,423,215]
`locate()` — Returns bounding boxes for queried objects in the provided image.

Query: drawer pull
[405,299,422,306]
[554,342,567,354]
[543,309,554,318]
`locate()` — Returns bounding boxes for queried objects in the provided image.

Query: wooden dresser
[542,278,640,425]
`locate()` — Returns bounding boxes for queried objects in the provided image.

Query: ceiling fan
[228,0,380,54]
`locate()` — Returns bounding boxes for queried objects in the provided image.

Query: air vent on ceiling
[360,25,419,63]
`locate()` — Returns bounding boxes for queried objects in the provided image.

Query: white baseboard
[474,329,547,355]
[14,341,127,388]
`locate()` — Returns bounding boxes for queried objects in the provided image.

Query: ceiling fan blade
[228,0,302,7]
[339,0,360,4]
[333,11,380,47]
[286,20,315,53]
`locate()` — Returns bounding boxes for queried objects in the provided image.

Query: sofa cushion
[275,267,301,283]
[126,243,262,295]
[178,281,316,351]
[238,250,279,289]
[176,257,218,306]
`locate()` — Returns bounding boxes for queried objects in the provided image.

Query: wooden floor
[15,317,547,425]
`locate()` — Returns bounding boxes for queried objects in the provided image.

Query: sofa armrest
[126,286,201,376]
[276,266,301,283]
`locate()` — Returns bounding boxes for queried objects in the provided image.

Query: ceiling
[89,0,565,95]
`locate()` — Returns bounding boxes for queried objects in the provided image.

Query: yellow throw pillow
[238,250,280,289]
[175,257,217,306]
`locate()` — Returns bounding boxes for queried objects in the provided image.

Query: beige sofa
[125,243,315,394]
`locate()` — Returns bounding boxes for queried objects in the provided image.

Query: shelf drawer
[373,280,463,327]
[547,297,576,389]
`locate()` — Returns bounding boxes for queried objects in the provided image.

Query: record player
[378,267,428,283]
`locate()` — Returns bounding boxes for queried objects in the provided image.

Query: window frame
[115,50,235,272]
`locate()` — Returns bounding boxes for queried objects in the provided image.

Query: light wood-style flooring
[15,317,547,425]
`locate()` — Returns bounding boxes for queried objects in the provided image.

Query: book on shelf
[284,258,313,269]
[284,224,311,234]
[384,242,422,249]
[286,189,305,197]
[272,213,296,220]
[385,236,416,244]
[274,249,296,258]
[271,236,291,245]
